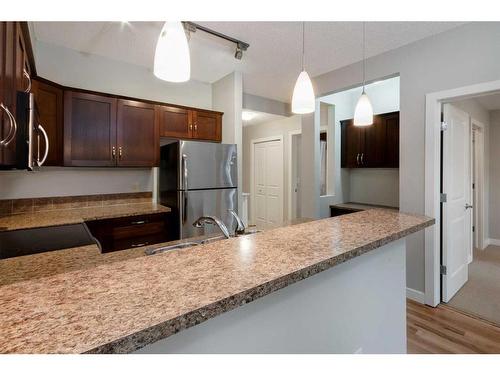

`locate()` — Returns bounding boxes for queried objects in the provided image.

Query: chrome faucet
[229,209,246,235]
[193,216,231,239]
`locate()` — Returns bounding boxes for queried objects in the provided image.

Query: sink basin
[145,242,199,256]
[238,229,262,236]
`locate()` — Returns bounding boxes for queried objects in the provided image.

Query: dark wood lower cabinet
[341,111,399,168]
[85,212,173,253]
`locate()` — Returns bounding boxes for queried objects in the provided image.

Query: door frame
[288,130,302,221]
[471,119,486,251]
[425,79,500,307]
[250,135,284,226]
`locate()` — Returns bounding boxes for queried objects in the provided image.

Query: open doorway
[426,83,500,325]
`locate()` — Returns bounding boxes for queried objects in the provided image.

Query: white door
[442,103,473,302]
[253,139,284,229]
[291,133,302,220]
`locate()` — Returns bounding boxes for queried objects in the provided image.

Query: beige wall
[313,22,500,293]
[242,115,301,222]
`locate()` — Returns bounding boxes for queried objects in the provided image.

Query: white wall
[212,72,243,213]
[242,115,301,221]
[0,167,153,199]
[313,23,500,293]
[349,169,400,207]
[489,110,500,240]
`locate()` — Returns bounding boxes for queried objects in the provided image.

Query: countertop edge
[84,217,434,354]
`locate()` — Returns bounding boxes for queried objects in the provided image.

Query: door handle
[356,153,360,165]
[360,153,364,165]
[0,102,17,146]
[465,204,473,210]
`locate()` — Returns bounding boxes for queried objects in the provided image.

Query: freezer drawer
[180,188,238,239]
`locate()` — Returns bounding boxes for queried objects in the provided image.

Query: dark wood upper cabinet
[193,110,222,142]
[117,99,159,167]
[341,111,399,168]
[32,79,63,166]
[158,105,192,139]
[64,91,117,167]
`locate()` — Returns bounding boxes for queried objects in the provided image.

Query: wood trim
[19,22,36,77]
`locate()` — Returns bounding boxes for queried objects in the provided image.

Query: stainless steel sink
[238,229,262,236]
[145,242,199,256]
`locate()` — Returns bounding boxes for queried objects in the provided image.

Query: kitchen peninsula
[0,209,433,354]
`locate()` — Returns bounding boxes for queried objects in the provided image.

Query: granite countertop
[0,209,434,354]
[0,203,171,232]
[330,202,399,211]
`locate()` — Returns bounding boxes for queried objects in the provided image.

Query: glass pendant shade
[291,70,315,114]
[353,91,374,126]
[154,21,190,82]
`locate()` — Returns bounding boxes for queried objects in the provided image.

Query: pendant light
[292,22,315,114]
[154,21,191,82]
[354,22,374,126]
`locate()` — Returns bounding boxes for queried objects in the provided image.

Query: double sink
[144,229,261,256]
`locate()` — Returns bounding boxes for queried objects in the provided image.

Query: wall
[0,41,213,200]
[0,167,153,199]
[242,115,301,221]
[312,22,500,293]
[212,72,243,213]
[490,111,500,240]
[320,76,400,209]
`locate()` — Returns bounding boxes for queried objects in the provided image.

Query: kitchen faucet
[192,216,231,239]
[228,209,246,235]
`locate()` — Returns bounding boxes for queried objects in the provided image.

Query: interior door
[116,99,159,167]
[254,139,283,229]
[442,103,473,302]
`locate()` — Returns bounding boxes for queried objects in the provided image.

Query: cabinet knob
[118,146,123,159]
[112,146,116,159]
[189,124,193,131]
[194,123,197,131]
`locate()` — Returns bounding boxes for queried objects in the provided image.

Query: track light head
[234,46,243,60]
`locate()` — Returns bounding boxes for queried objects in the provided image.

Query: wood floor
[407,299,500,353]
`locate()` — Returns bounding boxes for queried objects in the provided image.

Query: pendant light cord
[302,21,305,72]
[362,22,366,93]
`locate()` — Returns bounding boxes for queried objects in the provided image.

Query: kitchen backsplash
[0,192,152,216]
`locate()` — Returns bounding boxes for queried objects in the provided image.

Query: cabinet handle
[118,146,123,159]
[0,102,17,146]
[356,153,360,165]
[189,124,193,131]
[23,69,32,93]
[130,220,147,225]
[36,124,49,166]
[112,146,116,160]
[194,123,197,131]
[360,153,364,164]
[131,242,149,248]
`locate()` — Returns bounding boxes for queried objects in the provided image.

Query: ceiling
[242,110,285,127]
[31,22,464,103]
[474,92,500,111]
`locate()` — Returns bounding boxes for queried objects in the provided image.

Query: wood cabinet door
[192,110,222,142]
[116,99,159,167]
[0,22,17,166]
[158,105,192,139]
[341,119,363,168]
[15,22,30,94]
[32,79,63,166]
[64,91,117,166]
[383,112,400,168]
[362,117,387,167]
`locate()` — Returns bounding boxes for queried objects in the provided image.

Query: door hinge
[440,265,447,275]
[473,226,475,232]
[472,183,475,189]
[440,193,447,203]
[441,121,448,131]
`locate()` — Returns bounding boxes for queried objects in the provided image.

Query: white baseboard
[406,287,425,304]
[487,238,500,247]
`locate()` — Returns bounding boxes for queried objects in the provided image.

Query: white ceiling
[31,21,464,103]
[242,110,285,127]
[474,92,500,111]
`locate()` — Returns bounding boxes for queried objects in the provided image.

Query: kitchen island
[0,209,433,354]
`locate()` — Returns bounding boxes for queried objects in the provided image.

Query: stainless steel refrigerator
[159,140,238,240]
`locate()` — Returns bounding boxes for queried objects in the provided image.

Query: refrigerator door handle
[181,153,188,191]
